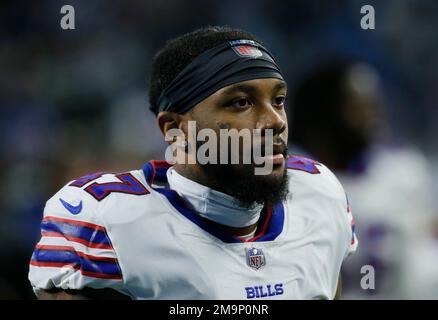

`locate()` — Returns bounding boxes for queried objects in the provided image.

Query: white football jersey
[337,146,436,299]
[29,156,357,299]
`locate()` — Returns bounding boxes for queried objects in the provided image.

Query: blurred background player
[288,59,438,299]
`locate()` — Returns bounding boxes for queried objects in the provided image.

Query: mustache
[194,137,288,160]
[252,141,288,157]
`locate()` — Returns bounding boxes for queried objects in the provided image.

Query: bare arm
[37,288,131,300]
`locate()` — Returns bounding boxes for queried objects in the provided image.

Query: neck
[169,164,260,237]
[173,163,224,194]
[173,163,205,182]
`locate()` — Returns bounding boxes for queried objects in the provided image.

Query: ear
[156,111,181,138]
[157,110,194,138]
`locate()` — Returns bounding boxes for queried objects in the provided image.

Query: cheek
[217,122,231,130]
[189,112,217,133]
[280,111,289,141]
[283,126,289,143]
[216,119,254,132]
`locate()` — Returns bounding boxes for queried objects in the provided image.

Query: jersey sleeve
[28,180,125,296]
[322,164,358,261]
[286,155,358,260]
[343,192,358,260]
[317,162,359,260]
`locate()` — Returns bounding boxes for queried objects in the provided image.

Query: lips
[261,143,286,165]
[264,153,285,165]
[272,144,286,156]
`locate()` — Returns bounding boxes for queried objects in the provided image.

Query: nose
[255,103,287,137]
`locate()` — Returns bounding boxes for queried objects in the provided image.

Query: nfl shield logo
[246,247,266,270]
[232,45,263,58]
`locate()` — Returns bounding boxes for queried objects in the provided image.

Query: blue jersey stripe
[32,249,122,276]
[41,220,111,247]
[142,160,285,243]
[154,188,285,243]
[254,202,285,242]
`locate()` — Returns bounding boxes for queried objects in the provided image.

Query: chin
[271,162,286,174]
[258,167,286,186]
[201,162,289,207]
[253,160,285,178]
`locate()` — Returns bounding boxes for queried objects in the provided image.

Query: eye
[273,96,286,107]
[229,97,253,109]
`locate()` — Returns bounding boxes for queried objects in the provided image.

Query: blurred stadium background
[1,0,437,299]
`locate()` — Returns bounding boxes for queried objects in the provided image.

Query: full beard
[199,154,290,209]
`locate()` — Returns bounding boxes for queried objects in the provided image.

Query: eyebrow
[221,80,287,95]
[274,81,287,91]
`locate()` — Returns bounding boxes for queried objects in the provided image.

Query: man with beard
[28,26,357,299]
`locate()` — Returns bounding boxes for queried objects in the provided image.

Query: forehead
[211,78,287,97]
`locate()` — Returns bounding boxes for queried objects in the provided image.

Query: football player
[29,26,357,299]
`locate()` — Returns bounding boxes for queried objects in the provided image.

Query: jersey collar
[142,160,285,243]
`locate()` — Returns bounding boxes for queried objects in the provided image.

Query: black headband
[156,39,285,114]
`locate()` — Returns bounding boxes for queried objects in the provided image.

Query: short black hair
[148,26,262,115]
